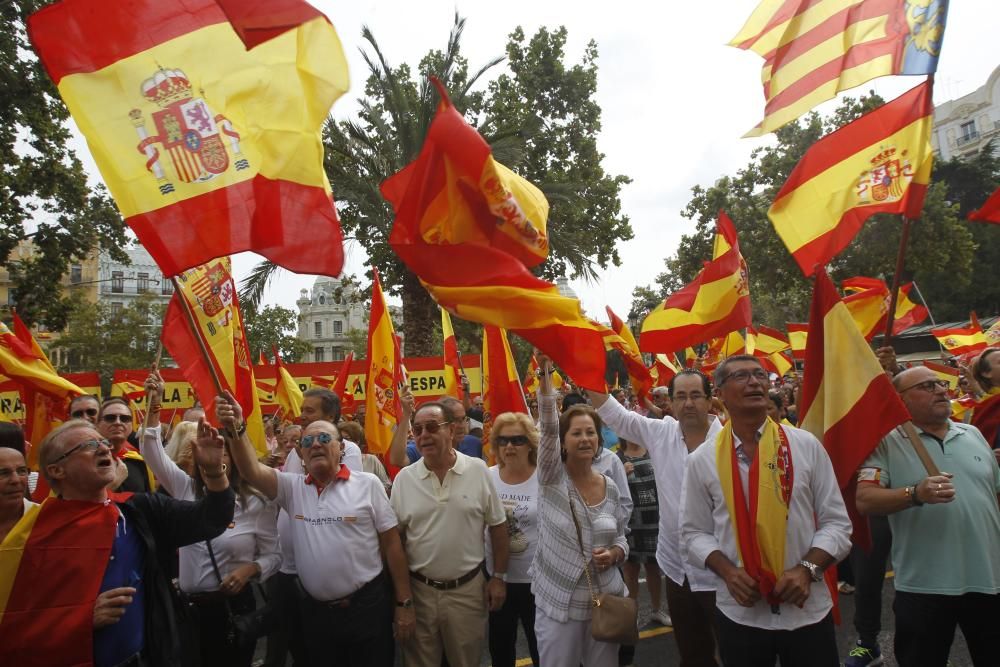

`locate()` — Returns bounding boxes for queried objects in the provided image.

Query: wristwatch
[396,598,413,608]
[492,571,508,582]
[798,560,823,582]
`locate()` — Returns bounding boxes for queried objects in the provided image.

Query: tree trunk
[400,269,438,358]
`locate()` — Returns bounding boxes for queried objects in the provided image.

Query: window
[958,120,979,146]
[137,272,149,293]
[111,271,124,293]
[70,264,82,283]
[314,321,323,338]
[333,349,345,361]
[315,347,325,362]
[333,320,343,334]
[319,293,326,305]
[161,280,173,295]
[111,302,123,316]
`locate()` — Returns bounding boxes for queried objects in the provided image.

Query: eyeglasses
[50,438,110,464]
[496,435,530,447]
[899,379,950,394]
[719,369,769,387]
[0,466,30,481]
[70,408,98,419]
[673,393,707,403]
[300,432,337,448]
[411,421,450,436]
[101,413,132,424]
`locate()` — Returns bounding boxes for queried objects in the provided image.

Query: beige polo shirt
[391,450,506,581]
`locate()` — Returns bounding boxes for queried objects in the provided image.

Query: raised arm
[536,353,563,485]
[139,368,194,498]
[215,392,279,500]
[389,384,415,468]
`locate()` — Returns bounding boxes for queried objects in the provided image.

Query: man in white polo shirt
[392,400,509,667]
[219,394,415,666]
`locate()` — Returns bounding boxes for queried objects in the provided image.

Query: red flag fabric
[605,306,653,401]
[969,186,1000,224]
[213,0,323,49]
[331,351,355,413]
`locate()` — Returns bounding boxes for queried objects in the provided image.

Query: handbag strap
[567,486,600,607]
[205,539,224,586]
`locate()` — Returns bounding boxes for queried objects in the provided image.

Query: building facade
[932,64,1000,161]
[95,245,174,313]
[296,276,368,363]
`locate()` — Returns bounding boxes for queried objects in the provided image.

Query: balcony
[956,130,981,147]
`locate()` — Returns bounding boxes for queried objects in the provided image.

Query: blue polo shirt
[93,512,145,667]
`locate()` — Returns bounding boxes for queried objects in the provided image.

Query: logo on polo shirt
[293,514,358,525]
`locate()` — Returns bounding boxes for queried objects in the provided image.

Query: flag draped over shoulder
[382,80,610,390]
[798,268,911,546]
[441,308,465,400]
[769,81,934,276]
[605,307,653,401]
[732,0,948,136]
[968,186,1000,224]
[28,0,349,279]
[160,259,267,456]
[273,347,303,418]
[364,270,401,455]
[640,211,752,354]
[931,316,988,357]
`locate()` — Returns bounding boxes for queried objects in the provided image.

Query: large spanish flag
[441,308,465,400]
[160,259,267,456]
[606,307,653,401]
[769,81,934,276]
[364,270,402,455]
[382,80,610,391]
[969,186,1000,224]
[732,0,947,136]
[640,211,752,354]
[931,316,988,357]
[28,0,348,279]
[798,268,911,545]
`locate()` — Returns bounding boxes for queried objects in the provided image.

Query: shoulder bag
[205,539,271,651]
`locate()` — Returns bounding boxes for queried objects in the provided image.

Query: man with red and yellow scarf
[682,355,851,666]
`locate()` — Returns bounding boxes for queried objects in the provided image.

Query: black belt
[410,562,485,591]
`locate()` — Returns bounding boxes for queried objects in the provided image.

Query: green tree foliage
[241,15,632,357]
[53,295,166,394]
[631,92,987,329]
[243,305,312,363]
[2,0,129,328]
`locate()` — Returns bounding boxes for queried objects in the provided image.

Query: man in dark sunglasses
[69,394,101,425]
[97,397,154,493]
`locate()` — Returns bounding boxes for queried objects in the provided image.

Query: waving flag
[732,0,948,136]
[787,322,809,360]
[382,80,611,390]
[769,81,934,276]
[273,346,303,418]
[748,325,791,354]
[931,315,988,357]
[482,326,529,463]
[28,0,349,278]
[160,259,267,456]
[842,278,891,341]
[605,306,653,401]
[640,211,752,354]
[441,308,465,400]
[524,355,564,395]
[364,270,401,454]
[330,351,356,414]
[650,354,680,387]
[969,186,1000,224]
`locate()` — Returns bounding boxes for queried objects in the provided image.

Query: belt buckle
[429,578,447,589]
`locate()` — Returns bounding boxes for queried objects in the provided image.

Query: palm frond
[238,260,281,313]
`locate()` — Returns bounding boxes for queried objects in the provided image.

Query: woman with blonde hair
[165,420,199,465]
[486,411,540,667]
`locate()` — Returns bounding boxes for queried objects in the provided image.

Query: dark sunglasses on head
[71,408,98,419]
[101,413,132,424]
[51,438,111,464]
[411,420,449,436]
[300,432,336,448]
[496,435,530,447]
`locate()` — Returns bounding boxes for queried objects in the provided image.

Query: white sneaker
[651,609,672,626]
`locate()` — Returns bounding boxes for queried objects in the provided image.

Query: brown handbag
[568,489,639,645]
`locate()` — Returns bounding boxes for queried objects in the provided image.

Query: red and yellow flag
[364,270,401,455]
[893,283,929,332]
[640,211,752,354]
[330,351,356,416]
[273,346,303,419]
[650,354,680,388]
[787,322,809,360]
[28,0,348,279]
[969,186,1000,224]
[441,307,465,400]
[524,355,564,395]
[748,325,791,355]
[842,277,891,341]
[382,80,610,390]
[769,81,934,276]
[160,259,267,456]
[731,0,948,136]
[798,268,911,547]
[605,307,653,401]
[931,315,988,357]
[922,360,959,391]
[482,326,529,463]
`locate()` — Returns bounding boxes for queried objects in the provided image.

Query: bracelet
[233,422,247,437]
[201,463,228,479]
[148,403,162,411]
[908,485,924,507]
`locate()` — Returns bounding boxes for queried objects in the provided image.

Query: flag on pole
[382,79,610,390]
[769,81,934,276]
[731,0,948,136]
[363,270,401,455]
[482,326,529,462]
[798,268,911,547]
[787,322,809,360]
[892,283,930,332]
[842,278,891,341]
[524,355,564,395]
[441,308,465,400]
[748,325,791,354]
[160,259,267,456]
[650,354,680,388]
[640,211,752,353]
[931,315,988,357]
[605,306,653,401]
[272,346,303,418]
[28,0,349,278]
[968,186,1000,224]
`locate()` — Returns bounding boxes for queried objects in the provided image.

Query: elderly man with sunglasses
[217,392,415,667]
[97,397,155,493]
[856,366,1000,667]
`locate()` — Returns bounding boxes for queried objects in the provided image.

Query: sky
[67,1,1000,323]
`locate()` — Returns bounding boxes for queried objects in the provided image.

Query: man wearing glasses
[390,400,508,667]
[856,366,1000,667]
[97,397,154,493]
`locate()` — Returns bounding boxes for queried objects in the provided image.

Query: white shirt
[275,468,396,600]
[485,466,539,583]
[140,425,281,592]
[592,447,633,528]
[682,422,852,630]
[597,398,721,590]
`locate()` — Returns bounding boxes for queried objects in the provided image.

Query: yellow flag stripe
[0,501,42,622]
[642,274,744,331]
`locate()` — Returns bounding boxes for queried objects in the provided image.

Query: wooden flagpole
[882,215,913,344]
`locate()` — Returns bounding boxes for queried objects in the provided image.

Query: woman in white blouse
[530,354,629,667]
[139,371,279,667]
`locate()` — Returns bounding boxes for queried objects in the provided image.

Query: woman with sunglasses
[486,412,541,667]
[138,370,280,666]
[531,353,628,667]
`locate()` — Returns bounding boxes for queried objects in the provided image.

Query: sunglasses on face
[496,435,530,447]
[300,432,337,448]
[71,408,98,419]
[51,438,110,464]
[411,420,449,436]
[101,413,132,424]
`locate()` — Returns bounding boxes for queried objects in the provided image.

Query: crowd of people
[2,344,999,667]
